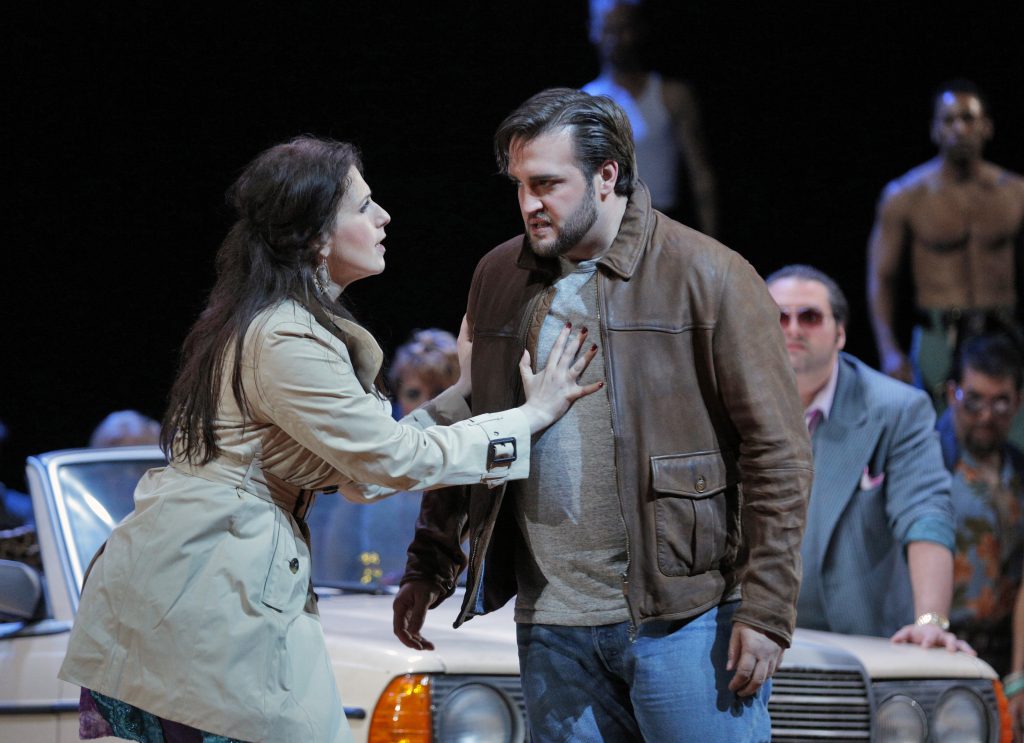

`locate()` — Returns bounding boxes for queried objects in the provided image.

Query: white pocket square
[860,467,885,490]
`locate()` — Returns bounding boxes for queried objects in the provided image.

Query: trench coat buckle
[486,437,517,470]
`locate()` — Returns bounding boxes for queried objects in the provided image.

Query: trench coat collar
[514,181,655,280]
[317,278,382,392]
[327,313,384,393]
[290,291,385,394]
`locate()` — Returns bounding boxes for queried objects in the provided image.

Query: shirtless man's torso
[868,84,1024,397]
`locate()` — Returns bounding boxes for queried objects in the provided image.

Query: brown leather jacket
[405,185,812,645]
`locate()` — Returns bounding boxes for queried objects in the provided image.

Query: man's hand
[393,581,442,651]
[890,623,976,654]
[727,622,785,697]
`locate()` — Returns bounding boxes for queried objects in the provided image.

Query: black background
[4,1,1023,489]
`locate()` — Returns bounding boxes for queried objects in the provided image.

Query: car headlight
[436,682,522,743]
[877,694,928,743]
[932,687,989,742]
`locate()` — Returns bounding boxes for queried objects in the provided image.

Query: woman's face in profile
[320,166,392,289]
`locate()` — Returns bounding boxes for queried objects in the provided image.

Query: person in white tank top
[583,0,718,235]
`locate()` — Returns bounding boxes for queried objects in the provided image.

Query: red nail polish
[581,326,589,335]
[591,344,598,351]
[565,321,572,329]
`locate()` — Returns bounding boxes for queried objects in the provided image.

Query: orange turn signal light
[368,674,433,743]
[993,679,1012,743]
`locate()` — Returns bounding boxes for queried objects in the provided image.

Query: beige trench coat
[58,300,531,742]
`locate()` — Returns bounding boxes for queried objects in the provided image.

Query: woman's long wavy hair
[161,136,363,464]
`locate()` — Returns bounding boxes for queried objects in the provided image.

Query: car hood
[315,589,998,684]
[317,589,521,678]
[791,628,997,680]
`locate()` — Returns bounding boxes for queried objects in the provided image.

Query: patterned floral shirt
[949,448,1024,628]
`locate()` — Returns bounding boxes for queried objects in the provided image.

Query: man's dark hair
[764,264,850,327]
[494,87,637,196]
[951,333,1023,390]
[932,78,990,119]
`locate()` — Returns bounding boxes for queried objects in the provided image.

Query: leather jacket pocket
[651,451,730,577]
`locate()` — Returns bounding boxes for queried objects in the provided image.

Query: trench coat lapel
[810,357,879,566]
[329,316,384,393]
[293,295,384,394]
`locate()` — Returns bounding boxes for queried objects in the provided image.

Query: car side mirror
[0,559,43,621]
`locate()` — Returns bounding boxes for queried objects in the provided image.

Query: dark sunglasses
[779,307,826,329]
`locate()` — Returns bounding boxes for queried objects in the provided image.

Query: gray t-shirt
[513,258,628,625]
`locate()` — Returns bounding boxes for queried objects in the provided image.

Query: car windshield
[57,459,158,585]
[52,455,426,595]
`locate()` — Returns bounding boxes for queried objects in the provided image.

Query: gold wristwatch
[915,611,950,631]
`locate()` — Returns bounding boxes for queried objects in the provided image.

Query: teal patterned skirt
[80,689,246,743]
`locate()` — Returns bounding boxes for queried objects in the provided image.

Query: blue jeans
[516,602,771,742]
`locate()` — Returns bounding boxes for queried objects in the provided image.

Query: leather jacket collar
[514,182,656,281]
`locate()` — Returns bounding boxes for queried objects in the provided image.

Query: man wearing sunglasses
[767,264,972,653]
[937,333,1024,676]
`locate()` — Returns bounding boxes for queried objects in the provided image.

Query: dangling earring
[314,255,330,296]
[314,255,341,301]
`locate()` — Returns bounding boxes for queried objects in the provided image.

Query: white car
[0,447,1012,742]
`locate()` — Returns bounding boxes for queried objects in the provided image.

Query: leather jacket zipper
[596,270,637,640]
[465,516,491,617]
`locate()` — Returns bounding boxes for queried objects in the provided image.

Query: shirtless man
[868,79,1024,402]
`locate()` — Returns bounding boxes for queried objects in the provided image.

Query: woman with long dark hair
[59,136,600,743]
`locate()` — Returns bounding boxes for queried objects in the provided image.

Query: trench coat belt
[262,469,316,522]
[171,458,317,522]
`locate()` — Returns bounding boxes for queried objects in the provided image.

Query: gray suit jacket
[797,353,954,637]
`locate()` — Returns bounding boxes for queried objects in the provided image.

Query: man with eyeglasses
[937,333,1024,676]
[767,264,973,653]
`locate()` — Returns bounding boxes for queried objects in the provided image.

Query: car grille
[431,668,874,742]
[769,667,872,741]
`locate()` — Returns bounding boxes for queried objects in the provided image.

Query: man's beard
[963,425,1003,458]
[528,182,598,258]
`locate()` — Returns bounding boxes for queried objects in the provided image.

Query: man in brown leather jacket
[393,88,812,742]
